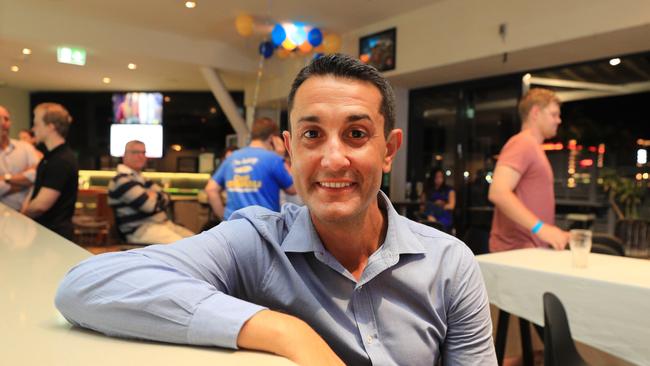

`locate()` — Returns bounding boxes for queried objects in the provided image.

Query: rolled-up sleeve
[55,224,267,349]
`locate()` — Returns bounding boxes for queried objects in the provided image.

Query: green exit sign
[57,47,86,66]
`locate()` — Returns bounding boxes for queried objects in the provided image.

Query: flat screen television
[112,92,163,125]
[110,124,163,158]
[359,28,396,72]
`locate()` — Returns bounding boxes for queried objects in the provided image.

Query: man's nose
[320,138,350,171]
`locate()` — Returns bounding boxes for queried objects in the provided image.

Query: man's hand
[238,310,344,366]
[537,224,569,250]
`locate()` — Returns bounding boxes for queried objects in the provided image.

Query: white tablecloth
[0,203,295,365]
[477,248,650,366]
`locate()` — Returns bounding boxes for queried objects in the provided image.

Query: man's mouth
[318,181,353,188]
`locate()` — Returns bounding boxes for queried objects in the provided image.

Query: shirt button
[367,335,373,344]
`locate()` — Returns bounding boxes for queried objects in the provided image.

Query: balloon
[276,47,290,59]
[282,38,297,51]
[308,28,323,47]
[288,22,307,45]
[235,14,254,37]
[259,41,274,58]
[322,34,341,54]
[359,54,370,63]
[271,23,286,46]
[298,41,312,54]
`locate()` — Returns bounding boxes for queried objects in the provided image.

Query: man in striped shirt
[108,140,193,244]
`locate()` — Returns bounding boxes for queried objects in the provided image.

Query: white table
[0,203,295,365]
[477,248,650,366]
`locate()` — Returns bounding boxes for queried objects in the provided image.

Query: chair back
[543,292,589,366]
[591,233,624,256]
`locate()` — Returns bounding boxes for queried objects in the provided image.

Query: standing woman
[420,167,456,232]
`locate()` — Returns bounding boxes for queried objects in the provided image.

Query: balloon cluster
[235,14,341,60]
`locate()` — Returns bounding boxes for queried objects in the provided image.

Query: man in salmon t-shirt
[488,88,569,252]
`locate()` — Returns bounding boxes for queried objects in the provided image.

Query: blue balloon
[259,41,274,58]
[308,28,323,47]
[271,24,286,46]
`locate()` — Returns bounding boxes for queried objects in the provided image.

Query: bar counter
[0,202,294,365]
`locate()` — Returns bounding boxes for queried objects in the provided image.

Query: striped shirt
[108,164,169,235]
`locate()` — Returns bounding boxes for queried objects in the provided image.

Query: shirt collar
[1,139,17,154]
[281,191,426,256]
[44,142,67,158]
[116,163,140,176]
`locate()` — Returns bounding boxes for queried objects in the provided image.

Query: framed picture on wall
[359,28,396,72]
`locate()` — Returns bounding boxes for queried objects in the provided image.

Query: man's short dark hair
[287,53,395,137]
[250,117,279,141]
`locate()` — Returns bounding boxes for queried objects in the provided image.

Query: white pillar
[201,67,249,147]
[390,87,409,200]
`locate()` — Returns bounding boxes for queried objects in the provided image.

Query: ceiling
[0,0,436,92]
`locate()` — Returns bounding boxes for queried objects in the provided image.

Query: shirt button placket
[353,284,379,362]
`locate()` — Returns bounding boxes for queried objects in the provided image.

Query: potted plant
[601,169,649,257]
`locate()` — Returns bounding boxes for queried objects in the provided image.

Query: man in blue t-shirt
[205,118,296,220]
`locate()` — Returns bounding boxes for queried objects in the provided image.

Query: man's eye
[349,130,367,139]
[302,130,319,139]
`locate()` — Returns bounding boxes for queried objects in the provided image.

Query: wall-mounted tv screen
[359,28,396,72]
[112,92,163,125]
[110,124,163,158]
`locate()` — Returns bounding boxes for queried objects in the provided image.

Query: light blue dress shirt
[56,192,496,365]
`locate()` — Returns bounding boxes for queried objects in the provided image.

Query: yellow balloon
[235,14,254,37]
[282,38,297,51]
[322,34,341,54]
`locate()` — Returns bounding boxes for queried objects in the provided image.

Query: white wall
[257,0,650,104]
[0,87,30,138]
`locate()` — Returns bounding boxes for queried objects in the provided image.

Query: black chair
[591,233,624,256]
[543,292,589,366]
[462,227,490,255]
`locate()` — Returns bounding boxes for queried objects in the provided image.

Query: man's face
[18,131,32,143]
[32,109,51,143]
[0,107,11,140]
[123,143,148,171]
[284,75,401,225]
[536,102,562,139]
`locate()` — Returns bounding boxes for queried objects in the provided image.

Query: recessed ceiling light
[22,48,32,55]
[609,58,621,66]
[185,1,196,8]
[164,96,171,102]
[102,77,111,84]
[127,63,137,70]
[10,65,19,72]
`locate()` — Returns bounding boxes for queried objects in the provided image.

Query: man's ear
[383,129,403,173]
[282,130,292,157]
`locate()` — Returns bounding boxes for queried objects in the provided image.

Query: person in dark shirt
[22,103,78,241]
[420,167,456,232]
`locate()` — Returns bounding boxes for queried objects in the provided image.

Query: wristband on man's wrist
[531,220,544,234]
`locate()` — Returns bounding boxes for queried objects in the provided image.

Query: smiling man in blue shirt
[56,54,496,366]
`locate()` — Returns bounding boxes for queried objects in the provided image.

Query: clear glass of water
[569,229,592,268]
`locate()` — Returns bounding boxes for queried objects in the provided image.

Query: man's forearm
[23,201,46,218]
[490,190,539,231]
[8,172,35,188]
[207,192,225,219]
[238,310,344,366]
